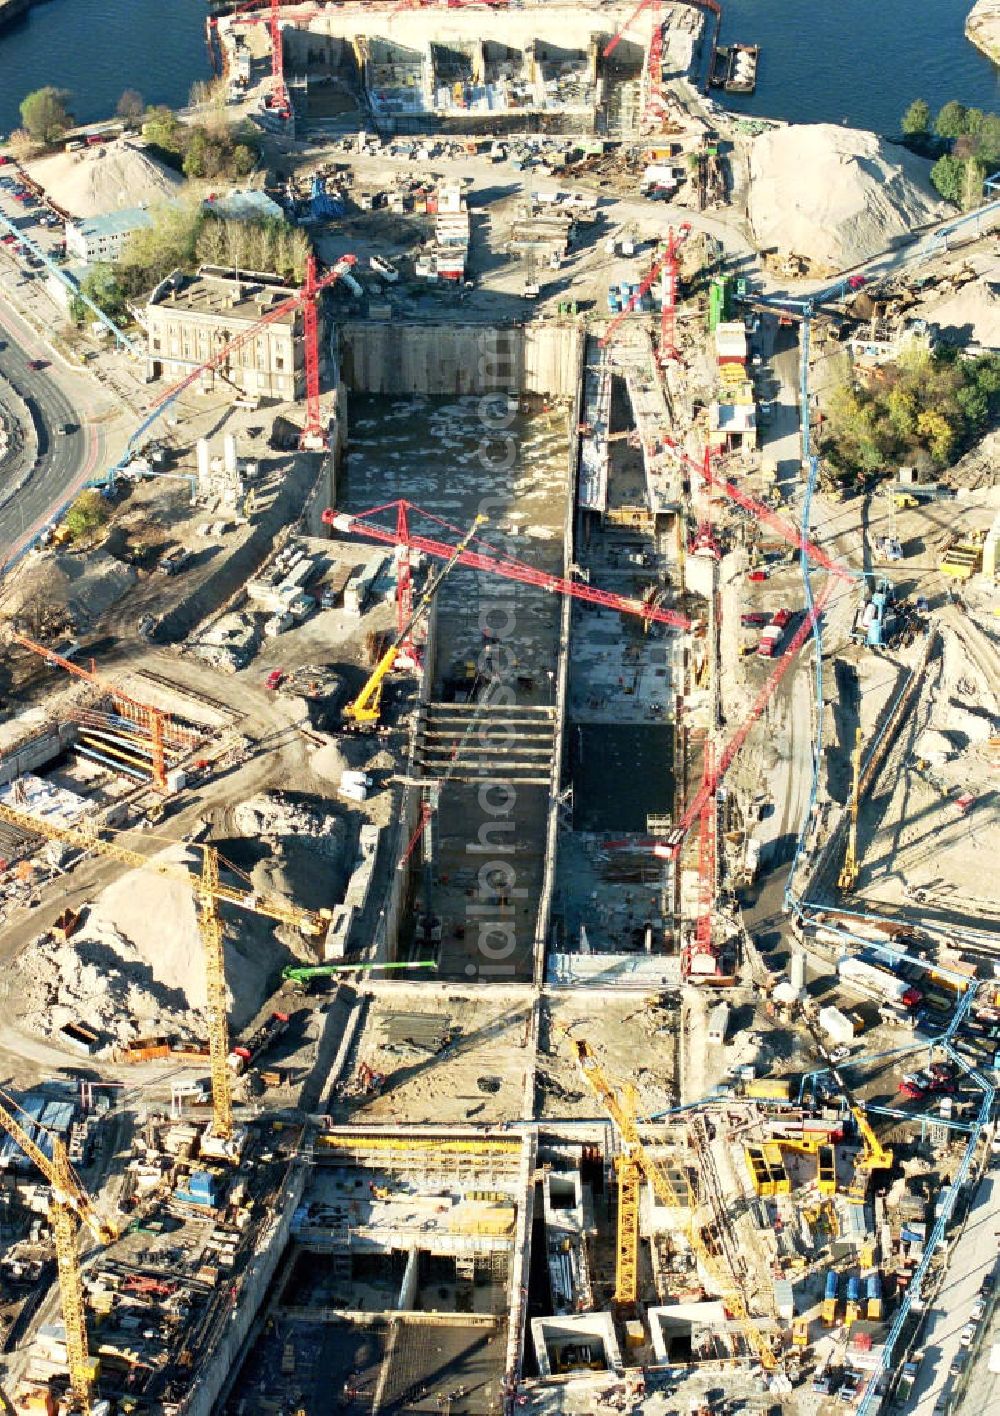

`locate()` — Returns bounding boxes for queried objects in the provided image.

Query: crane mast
[199,847,234,1141]
[0,1087,115,1412]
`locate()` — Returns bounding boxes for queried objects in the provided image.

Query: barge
[710,43,759,95]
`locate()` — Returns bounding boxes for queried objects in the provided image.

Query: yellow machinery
[198,846,234,1143]
[802,1013,892,1190]
[838,727,863,892]
[0,1086,116,1412]
[0,801,330,1143]
[571,1039,777,1368]
[345,514,483,729]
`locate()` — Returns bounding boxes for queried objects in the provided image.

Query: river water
[0,0,998,145]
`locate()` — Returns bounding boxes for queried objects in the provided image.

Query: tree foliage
[901,99,931,135]
[117,200,203,291]
[63,490,111,543]
[822,346,1000,474]
[20,87,72,145]
[935,100,968,139]
[195,215,310,282]
[116,89,145,126]
[922,98,1000,206]
[69,264,127,325]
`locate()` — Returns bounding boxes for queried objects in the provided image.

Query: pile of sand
[11,843,288,1050]
[919,281,1000,351]
[747,124,946,270]
[24,140,183,220]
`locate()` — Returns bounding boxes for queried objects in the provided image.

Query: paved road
[910,1166,1000,1416]
[0,299,106,569]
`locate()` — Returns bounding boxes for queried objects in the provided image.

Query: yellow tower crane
[0,1085,116,1412]
[571,1038,777,1369]
[345,513,484,729]
[838,727,864,892]
[0,799,330,1144]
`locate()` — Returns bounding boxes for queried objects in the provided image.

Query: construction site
[0,1,998,1415]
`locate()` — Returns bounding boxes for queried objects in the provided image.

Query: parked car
[265,669,285,691]
[959,1322,976,1347]
[748,568,768,582]
[27,358,48,370]
[741,611,770,626]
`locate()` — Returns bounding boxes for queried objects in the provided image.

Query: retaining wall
[181,1161,308,1416]
[339,320,583,398]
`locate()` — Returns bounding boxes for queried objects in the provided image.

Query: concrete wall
[300,4,647,54]
[339,321,583,398]
[0,722,77,787]
[182,1161,308,1416]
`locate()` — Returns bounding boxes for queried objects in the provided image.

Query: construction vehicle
[802,1011,893,1192]
[0,1084,116,1412]
[343,513,483,729]
[838,727,863,892]
[570,1037,777,1368]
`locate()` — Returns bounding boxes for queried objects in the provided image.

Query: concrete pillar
[398,1246,420,1309]
[196,438,211,489]
[223,433,238,476]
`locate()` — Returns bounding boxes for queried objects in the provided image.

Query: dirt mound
[748,124,946,270]
[25,140,184,220]
[9,843,291,1051]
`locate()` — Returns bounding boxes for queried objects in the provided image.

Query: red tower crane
[113,253,357,486]
[208,0,320,119]
[659,223,691,364]
[600,225,692,359]
[603,0,722,113]
[322,500,692,631]
[693,737,716,971]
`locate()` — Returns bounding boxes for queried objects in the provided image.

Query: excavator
[343,513,483,731]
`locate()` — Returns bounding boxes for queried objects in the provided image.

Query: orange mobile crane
[0,1085,117,1412]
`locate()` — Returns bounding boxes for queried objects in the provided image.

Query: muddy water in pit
[341,393,569,981]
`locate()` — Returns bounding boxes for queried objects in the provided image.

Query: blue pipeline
[0,207,138,354]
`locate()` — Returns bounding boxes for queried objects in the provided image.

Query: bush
[63,490,111,543]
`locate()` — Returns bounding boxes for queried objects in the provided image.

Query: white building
[64,206,153,264]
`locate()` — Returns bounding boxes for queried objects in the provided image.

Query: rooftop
[148,266,300,325]
[68,205,153,240]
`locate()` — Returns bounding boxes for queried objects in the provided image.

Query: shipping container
[745,1078,792,1101]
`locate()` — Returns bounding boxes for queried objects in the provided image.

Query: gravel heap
[747,124,946,270]
[24,140,183,220]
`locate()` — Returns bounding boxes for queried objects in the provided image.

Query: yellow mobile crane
[838,727,863,892]
[571,1039,777,1369]
[345,514,484,729]
[0,1085,116,1412]
[0,800,330,1145]
[801,1010,893,1190]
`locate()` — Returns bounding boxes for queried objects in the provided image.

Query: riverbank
[0,0,33,32]
[966,0,1000,64]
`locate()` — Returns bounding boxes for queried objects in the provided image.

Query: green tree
[957,383,989,431]
[962,155,986,210]
[901,99,931,136]
[930,153,964,203]
[141,105,183,158]
[964,106,986,137]
[935,100,968,139]
[978,113,1000,164]
[885,385,917,441]
[119,199,203,288]
[116,89,145,126]
[232,143,257,177]
[69,264,127,325]
[63,490,110,543]
[19,86,72,145]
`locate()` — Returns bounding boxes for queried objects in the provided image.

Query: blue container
[866,1273,882,1301]
[847,1275,861,1303]
[825,1271,838,1301]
